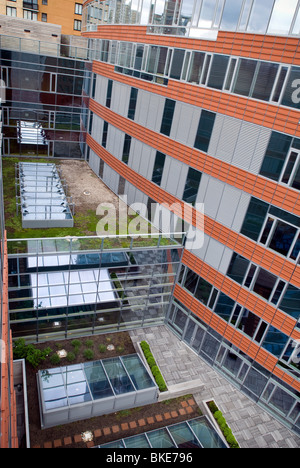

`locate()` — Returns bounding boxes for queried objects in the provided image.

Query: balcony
[23,1,39,11]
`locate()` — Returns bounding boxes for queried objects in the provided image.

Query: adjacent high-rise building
[0,0,83,35]
[82,0,300,435]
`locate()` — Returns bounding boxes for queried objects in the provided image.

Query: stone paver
[130,325,300,449]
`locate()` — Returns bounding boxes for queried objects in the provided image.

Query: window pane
[182,168,202,206]
[260,132,292,181]
[269,220,297,256]
[152,151,165,186]
[194,110,216,152]
[237,309,259,338]
[122,134,131,164]
[247,0,275,34]
[290,234,300,260]
[252,62,279,101]
[128,87,138,120]
[187,52,205,84]
[207,55,229,90]
[220,0,243,30]
[184,268,198,294]
[214,293,235,322]
[253,269,277,301]
[194,277,212,305]
[233,59,257,97]
[241,197,269,241]
[279,284,300,319]
[268,0,298,35]
[262,326,288,358]
[227,253,250,284]
[160,98,175,136]
[291,161,300,190]
[170,49,185,80]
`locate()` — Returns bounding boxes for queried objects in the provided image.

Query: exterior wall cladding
[82,0,300,435]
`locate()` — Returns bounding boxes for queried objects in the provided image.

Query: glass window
[252,269,277,301]
[227,253,250,284]
[214,293,236,322]
[241,197,269,241]
[106,79,113,108]
[247,0,275,33]
[194,277,212,305]
[268,220,297,256]
[252,62,279,101]
[262,326,289,358]
[127,87,138,120]
[194,110,216,153]
[147,428,176,448]
[134,45,144,70]
[178,0,194,26]
[187,52,205,84]
[233,59,258,97]
[279,284,300,320]
[152,151,165,186]
[170,49,185,80]
[207,54,230,90]
[74,19,82,31]
[6,6,17,16]
[122,134,131,164]
[168,422,202,448]
[102,121,108,148]
[146,46,168,75]
[182,167,202,206]
[272,66,288,102]
[236,309,259,339]
[183,268,199,294]
[75,3,83,15]
[268,0,298,35]
[220,0,244,30]
[198,0,218,28]
[160,98,175,136]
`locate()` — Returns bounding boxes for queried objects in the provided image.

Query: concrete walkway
[130,325,300,449]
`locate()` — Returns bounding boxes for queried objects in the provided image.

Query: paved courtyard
[130,325,300,449]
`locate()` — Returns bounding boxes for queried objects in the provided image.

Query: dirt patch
[59,160,127,217]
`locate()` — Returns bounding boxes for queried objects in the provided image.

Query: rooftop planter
[138,341,168,393]
[204,399,240,448]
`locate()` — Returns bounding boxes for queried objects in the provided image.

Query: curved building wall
[82,0,300,435]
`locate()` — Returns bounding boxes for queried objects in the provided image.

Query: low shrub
[67,352,76,362]
[98,344,107,353]
[13,339,52,368]
[85,339,93,348]
[84,349,94,360]
[140,341,167,392]
[208,401,240,448]
[71,339,82,349]
[50,353,61,365]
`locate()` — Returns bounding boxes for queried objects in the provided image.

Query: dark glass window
[194,110,216,153]
[262,326,289,358]
[187,52,205,84]
[260,131,292,181]
[160,99,175,136]
[127,87,138,120]
[170,49,185,80]
[233,59,257,97]
[134,45,144,70]
[241,197,269,241]
[182,168,202,206]
[237,309,259,339]
[102,121,108,148]
[184,268,198,295]
[207,55,229,90]
[268,220,297,256]
[227,253,250,284]
[272,67,288,103]
[106,79,113,108]
[253,269,277,301]
[194,277,212,305]
[279,284,300,319]
[252,62,279,101]
[152,151,165,186]
[290,234,300,260]
[122,134,131,164]
[214,293,236,322]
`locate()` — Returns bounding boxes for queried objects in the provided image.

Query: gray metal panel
[111,81,131,117]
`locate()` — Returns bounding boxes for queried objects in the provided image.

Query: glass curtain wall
[83,0,300,37]
[0,48,91,158]
[7,235,182,342]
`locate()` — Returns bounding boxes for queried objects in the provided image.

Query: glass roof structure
[96,416,227,449]
[17,162,74,228]
[38,354,158,429]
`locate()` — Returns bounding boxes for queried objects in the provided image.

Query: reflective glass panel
[84,361,114,399]
[147,428,176,448]
[102,357,135,394]
[253,269,277,301]
[168,422,202,448]
[121,355,156,390]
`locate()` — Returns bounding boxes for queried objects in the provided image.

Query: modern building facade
[0,0,84,35]
[81,0,300,435]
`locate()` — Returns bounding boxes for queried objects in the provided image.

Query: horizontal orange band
[83,25,300,66]
[86,132,300,288]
